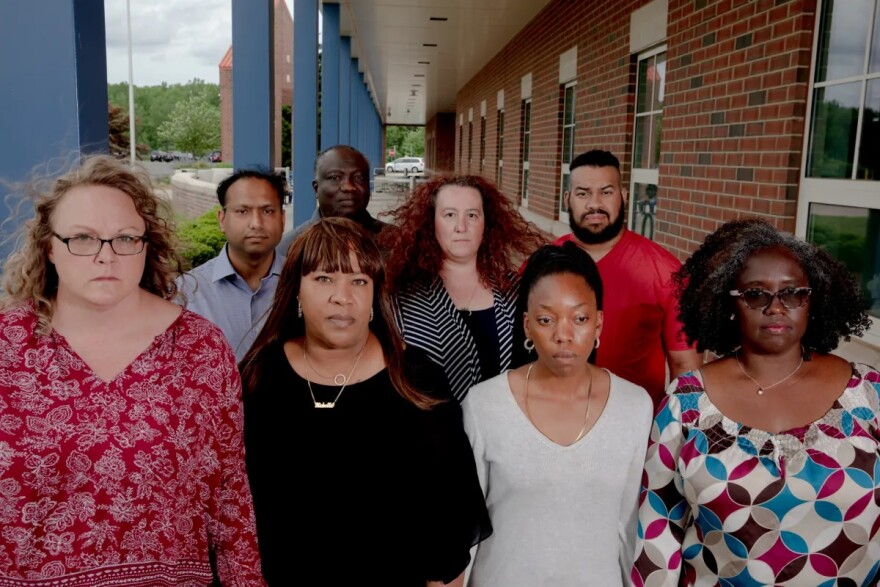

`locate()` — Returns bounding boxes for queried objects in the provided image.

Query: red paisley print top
[0,303,265,586]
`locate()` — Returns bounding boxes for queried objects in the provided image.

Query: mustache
[580,208,610,221]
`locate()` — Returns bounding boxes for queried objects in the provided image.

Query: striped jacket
[392,274,519,402]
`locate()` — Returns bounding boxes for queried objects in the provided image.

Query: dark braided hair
[675,218,871,357]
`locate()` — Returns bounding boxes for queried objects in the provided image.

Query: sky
[104,0,295,87]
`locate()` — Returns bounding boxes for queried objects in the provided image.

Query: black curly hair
[675,218,871,357]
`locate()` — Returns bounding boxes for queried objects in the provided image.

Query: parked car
[149,150,172,162]
[209,150,222,163]
[385,157,424,174]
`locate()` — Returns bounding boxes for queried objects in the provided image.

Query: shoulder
[620,230,682,270]
[552,233,575,246]
[175,309,233,349]
[844,362,880,410]
[462,372,510,412]
[0,302,40,345]
[608,372,653,415]
[177,255,221,292]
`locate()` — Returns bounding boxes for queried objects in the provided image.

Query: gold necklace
[524,362,593,444]
[735,351,804,396]
[303,341,367,408]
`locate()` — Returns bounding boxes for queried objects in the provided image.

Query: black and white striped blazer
[392,274,519,402]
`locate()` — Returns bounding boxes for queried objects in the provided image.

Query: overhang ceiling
[335,0,552,126]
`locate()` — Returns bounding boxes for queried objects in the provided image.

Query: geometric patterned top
[631,364,880,587]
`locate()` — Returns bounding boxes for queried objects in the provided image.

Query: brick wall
[453,0,816,259]
[220,65,233,164]
[660,0,815,258]
[170,173,221,219]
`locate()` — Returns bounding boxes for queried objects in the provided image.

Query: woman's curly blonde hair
[1,155,184,334]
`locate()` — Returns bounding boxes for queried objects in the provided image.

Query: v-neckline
[50,310,185,385]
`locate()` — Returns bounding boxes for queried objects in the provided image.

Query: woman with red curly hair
[381,175,545,402]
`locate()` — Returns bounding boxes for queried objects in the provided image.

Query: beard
[569,200,626,245]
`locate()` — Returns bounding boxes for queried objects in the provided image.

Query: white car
[386,157,424,174]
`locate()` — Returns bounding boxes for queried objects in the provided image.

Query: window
[458,122,463,170]
[521,99,532,204]
[496,109,505,185]
[559,81,576,216]
[630,46,667,240]
[468,121,473,172]
[480,116,486,173]
[799,0,880,339]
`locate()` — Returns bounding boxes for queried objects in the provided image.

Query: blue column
[0,1,107,256]
[338,37,351,145]
[293,0,319,226]
[350,58,360,146]
[321,4,340,149]
[232,0,273,170]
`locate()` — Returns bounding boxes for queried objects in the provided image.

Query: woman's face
[433,185,485,264]
[733,246,810,355]
[298,252,374,350]
[48,185,148,310]
[524,272,603,377]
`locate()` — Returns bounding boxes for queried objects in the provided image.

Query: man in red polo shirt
[554,150,702,405]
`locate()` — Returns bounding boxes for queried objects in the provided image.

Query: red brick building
[434,0,880,347]
[219,0,293,166]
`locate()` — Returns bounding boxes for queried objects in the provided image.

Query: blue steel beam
[0,0,108,257]
[232,0,274,170]
[321,4,340,149]
[338,37,351,145]
[293,0,319,226]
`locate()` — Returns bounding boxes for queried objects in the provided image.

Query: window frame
[558,80,577,222]
[521,98,532,207]
[496,108,505,186]
[797,0,880,345]
[629,44,667,236]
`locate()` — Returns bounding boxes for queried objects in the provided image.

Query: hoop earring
[297,298,303,318]
[523,338,535,352]
[729,313,735,321]
[369,308,374,322]
[594,337,600,349]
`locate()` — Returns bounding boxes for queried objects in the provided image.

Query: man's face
[313,148,371,218]
[565,165,628,245]
[218,177,285,260]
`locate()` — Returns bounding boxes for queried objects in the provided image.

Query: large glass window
[807,0,880,180]
[807,203,880,316]
[521,99,532,204]
[630,47,666,239]
[468,121,473,172]
[496,109,505,186]
[559,82,576,215]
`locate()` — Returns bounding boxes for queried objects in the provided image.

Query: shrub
[177,207,226,269]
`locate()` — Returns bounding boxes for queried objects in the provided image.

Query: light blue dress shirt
[176,244,285,362]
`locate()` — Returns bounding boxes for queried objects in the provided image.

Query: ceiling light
[429,17,448,21]
[415,74,425,78]
[423,43,437,47]
[418,61,430,65]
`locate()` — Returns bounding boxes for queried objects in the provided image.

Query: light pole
[126,0,136,162]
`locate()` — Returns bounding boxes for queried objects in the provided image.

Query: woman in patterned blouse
[632,218,878,586]
[0,156,265,586]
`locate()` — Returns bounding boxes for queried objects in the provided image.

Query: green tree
[384,125,425,161]
[282,104,292,168]
[108,103,148,159]
[157,95,221,157]
[108,79,220,153]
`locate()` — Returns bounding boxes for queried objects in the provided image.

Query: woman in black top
[381,175,545,402]
[240,218,491,586]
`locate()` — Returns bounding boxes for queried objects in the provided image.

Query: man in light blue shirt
[177,167,287,362]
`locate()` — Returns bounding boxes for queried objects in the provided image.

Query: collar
[211,244,285,283]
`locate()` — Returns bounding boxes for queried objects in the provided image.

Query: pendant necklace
[524,363,593,444]
[735,351,804,396]
[303,341,367,408]
[445,276,481,316]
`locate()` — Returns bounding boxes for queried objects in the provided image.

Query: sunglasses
[729,287,812,310]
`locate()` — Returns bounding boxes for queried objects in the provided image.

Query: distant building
[219,0,293,167]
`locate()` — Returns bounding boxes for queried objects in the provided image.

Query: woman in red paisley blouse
[0,155,265,586]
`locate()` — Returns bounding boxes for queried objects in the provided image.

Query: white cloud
[105,0,294,86]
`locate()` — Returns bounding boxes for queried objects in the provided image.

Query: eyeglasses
[53,233,147,256]
[729,287,812,310]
